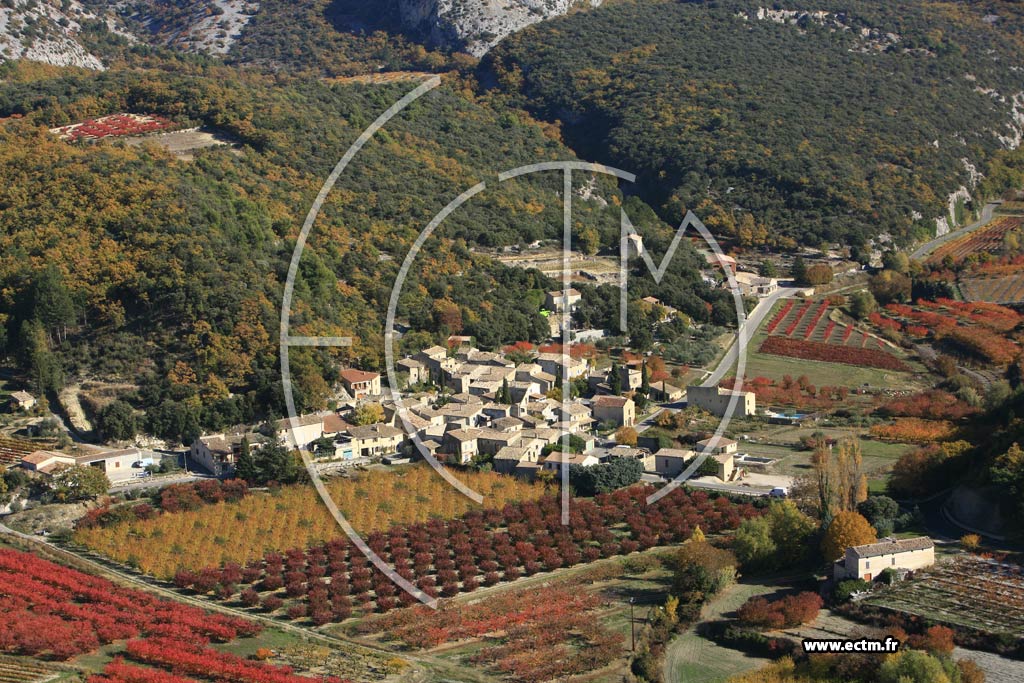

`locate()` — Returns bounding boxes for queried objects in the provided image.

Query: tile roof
[339,369,379,384]
[849,537,934,559]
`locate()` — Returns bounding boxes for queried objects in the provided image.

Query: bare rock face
[398,0,602,57]
[0,0,116,70]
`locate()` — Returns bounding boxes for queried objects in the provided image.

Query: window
[866,561,870,569]
[892,558,896,566]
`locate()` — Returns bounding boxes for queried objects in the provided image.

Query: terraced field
[928,215,1023,264]
[0,656,59,683]
[863,557,1024,637]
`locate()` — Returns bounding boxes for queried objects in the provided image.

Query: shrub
[736,592,823,629]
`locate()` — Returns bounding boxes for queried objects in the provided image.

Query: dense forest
[485,0,1024,248]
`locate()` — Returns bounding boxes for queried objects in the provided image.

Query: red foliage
[160,480,249,513]
[759,336,909,371]
[878,390,977,421]
[765,301,795,334]
[90,658,199,683]
[179,487,760,622]
[0,549,259,662]
[123,639,350,683]
[736,592,823,629]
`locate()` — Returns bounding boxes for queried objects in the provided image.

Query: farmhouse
[653,448,696,477]
[21,450,76,474]
[687,384,756,417]
[833,537,935,582]
[275,413,328,449]
[544,288,582,312]
[339,369,381,399]
[706,253,737,273]
[592,395,636,427]
[8,391,36,412]
[27,447,148,484]
[733,271,779,297]
[191,433,264,477]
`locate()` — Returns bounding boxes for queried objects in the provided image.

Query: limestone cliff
[398,0,602,57]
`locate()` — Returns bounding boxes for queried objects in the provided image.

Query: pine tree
[791,255,808,285]
[234,436,257,482]
[609,362,622,394]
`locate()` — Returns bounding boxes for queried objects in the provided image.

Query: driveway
[701,286,802,389]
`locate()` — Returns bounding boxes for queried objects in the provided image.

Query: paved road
[702,286,803,389]
[910,201,1000,260]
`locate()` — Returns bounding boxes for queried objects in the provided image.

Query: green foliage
[49,465,109,501]
[0,62,711,433]
[849,290,878,320]
[488,0,1024,245]
[833,578,872,603]
[96,400,138,441]
[878,650,953,683]
[857,495,900,537]
[241,440,301,486]
[733,501,817,571]
[569,457,643,496]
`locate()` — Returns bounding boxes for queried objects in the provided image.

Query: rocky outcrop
[398,0,602,57]
[0,0,115,70]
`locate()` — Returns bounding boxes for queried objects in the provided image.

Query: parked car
[769,487,788,499]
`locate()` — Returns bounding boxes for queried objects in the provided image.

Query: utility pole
[629,596,636,651]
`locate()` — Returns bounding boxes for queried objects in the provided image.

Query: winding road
[702,285,802,389]
[910,201,1000,261]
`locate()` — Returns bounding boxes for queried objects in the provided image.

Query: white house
[339,369,381,399]
[542,451,599,475]
[833,537,935,582]
[8,391,36,412]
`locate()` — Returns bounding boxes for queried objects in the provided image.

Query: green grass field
[662,580,782,683]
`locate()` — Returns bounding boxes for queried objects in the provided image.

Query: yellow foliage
[74,465,545,578]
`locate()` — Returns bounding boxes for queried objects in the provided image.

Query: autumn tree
[353,403,385,426]
[878,650,953,683]
[615,426,638,446]
[820,511,877,562]
[669,540,737,602]
[812,438,867,524]
[733,501,817,570]
[870,270,912,305]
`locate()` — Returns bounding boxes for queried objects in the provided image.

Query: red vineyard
[928,215,1023,264]
[173,487,759,624]
[764,300,896,355]
[50,114,175,142]
[874,299,1022,365]
[758,336,910,372]
[0,549,350,683]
